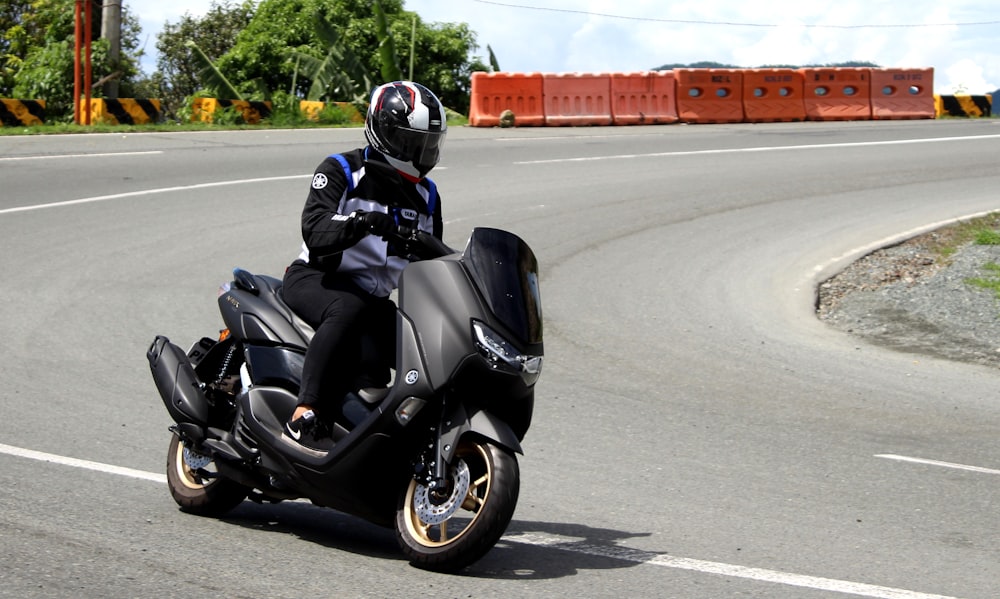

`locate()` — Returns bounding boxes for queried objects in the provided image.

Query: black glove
[401,230,456,260]
[353,211,396,237]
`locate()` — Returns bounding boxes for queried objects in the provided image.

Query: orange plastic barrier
[543,72,613,126]
[468,72,545,127]
[610,71,678,125]
[741,69,805,123]
[674,69,744,124]
[799,68,871,121]
[870,68,935,120]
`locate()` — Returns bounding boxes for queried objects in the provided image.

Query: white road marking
[0,441,967,598]
[514,134,1000,165]
[507,533,960,599]
[0,174,311,215]
[0,150,164,161]
[0,442,165,483]
[876,453,1000,475]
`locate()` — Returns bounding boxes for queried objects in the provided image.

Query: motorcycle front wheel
[166,433,249,516]
[395,439,520,572]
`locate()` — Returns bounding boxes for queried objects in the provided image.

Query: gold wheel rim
[403,443,492,548]
[173,439,208,491]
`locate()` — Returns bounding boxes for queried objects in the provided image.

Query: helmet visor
[387,126,446,173]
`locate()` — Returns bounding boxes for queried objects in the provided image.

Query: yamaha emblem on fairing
[405,369,419,384]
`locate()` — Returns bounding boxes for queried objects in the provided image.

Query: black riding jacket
[296,147,443,297]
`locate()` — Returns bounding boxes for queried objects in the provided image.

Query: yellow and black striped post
[935,94,993,117]
[89,98,162,124]
[0,99,46,126]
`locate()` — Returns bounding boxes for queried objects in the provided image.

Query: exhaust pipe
[147,336,210,426]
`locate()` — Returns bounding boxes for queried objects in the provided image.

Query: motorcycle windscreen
[462,228,543,353]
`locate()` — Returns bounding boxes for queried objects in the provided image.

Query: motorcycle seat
[251,273,316,345]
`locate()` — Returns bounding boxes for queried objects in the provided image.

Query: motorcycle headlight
[472,320,543,385]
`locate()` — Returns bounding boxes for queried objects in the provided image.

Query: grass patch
[966,262,1000,298]
[962,221,1000,298]
[974,228,1000,245]
[921,212,1000,260]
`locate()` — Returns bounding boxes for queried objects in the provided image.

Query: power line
[471,0,1000,29]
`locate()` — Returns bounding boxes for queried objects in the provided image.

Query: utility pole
[101,0,122,98]
[73,0,93,124]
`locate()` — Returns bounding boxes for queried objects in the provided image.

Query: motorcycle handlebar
[392,225,456,260]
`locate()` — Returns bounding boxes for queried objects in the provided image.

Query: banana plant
[184,40,242,100]
[372,0,402,83]
[285,11,373,103]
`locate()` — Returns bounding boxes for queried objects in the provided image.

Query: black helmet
[365,81,447,179]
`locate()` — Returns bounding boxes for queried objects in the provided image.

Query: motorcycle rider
[281,81,447,449]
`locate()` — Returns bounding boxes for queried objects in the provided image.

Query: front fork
[413,401,452,494]
[414,398,524,493]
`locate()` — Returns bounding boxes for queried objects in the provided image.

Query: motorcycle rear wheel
[395,439,519,572]
[166,433,249,516]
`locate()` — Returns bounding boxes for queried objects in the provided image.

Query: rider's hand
[353,211,395,237]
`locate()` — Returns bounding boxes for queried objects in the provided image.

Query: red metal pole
[74,0,82,124]
[84,0,93,125]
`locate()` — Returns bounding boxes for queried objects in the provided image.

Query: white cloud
[945,58,991,94]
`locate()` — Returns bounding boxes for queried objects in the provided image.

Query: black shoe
[283,410,333,452]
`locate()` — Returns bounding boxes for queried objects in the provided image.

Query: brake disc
[182,445,212,470]
[412,460,471,524]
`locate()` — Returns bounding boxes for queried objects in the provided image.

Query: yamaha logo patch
[311,173,328,189]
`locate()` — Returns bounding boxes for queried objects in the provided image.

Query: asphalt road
[1,120,999,598]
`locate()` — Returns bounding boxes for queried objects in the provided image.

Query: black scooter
[146,227,543,572]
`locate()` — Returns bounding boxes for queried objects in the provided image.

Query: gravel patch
[817,228,1000,367]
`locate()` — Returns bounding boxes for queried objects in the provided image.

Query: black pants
[281,262,395,415]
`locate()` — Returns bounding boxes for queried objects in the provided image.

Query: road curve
[1,121,998,598]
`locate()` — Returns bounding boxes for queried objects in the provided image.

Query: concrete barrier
[0,99,46,126]
[88,98,162,124]
[299,101,364,123]
[191,98,273,124]
[935,94,993,117]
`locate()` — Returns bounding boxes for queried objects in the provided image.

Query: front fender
[439,403,523,463]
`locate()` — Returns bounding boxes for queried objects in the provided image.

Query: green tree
[402,18,487,114]
[2,0,77,96]
[153,0,254,118]
[286,11,375,103]
[213,0,485,113]
[3,0,145,122]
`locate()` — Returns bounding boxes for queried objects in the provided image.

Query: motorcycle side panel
[218,287,309,347]
[398,258,486,389]
[245,345,304,391]
[147,336,209,426]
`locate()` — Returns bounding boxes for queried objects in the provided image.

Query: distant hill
[653,61,881,70]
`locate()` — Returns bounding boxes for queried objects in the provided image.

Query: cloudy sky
[129,0,999,94]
